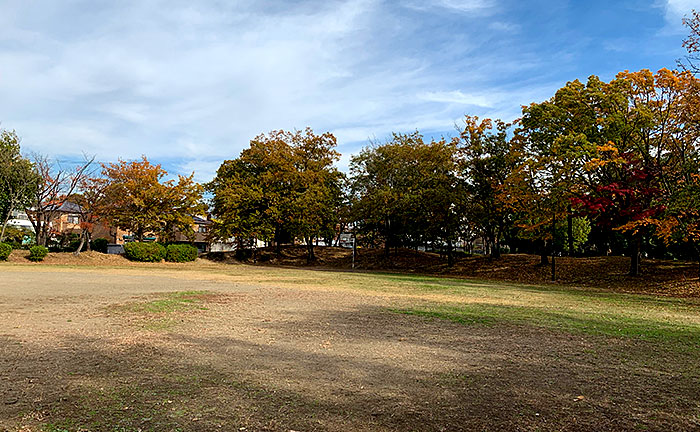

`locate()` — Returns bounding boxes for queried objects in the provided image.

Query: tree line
[206,67,700,277]
[0,146,203,252]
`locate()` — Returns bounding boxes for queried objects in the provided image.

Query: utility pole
[551,211,556,281]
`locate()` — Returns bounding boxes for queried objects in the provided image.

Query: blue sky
[0,0,697,181]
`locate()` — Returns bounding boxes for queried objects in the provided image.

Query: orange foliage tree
[102,157,205,242]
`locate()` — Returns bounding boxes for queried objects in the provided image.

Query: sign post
[352,235,356,270]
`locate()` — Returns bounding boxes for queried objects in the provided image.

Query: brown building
[171,215,213,253]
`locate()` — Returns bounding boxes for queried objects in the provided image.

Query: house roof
[192,215,212,225]
[46,201,82,213]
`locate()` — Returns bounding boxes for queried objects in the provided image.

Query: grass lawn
[1,261,699,431]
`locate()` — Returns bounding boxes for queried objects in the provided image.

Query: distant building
[44,201,83,236]
[6,209,34,231]
[170,215,214,253]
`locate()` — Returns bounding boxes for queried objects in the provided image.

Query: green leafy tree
[0,130,41,242]
[460,116,517,259]
[209,129,344,262]
[350,132,464,264]
[288,128,344,261]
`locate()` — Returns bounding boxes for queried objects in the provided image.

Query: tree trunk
[37,223,48,247]
[490,234,501,259]
[74,230,88,256]
[384,216,391,258]
[306,237,315,263]
[0,216,9,242]
[447,239,455,267]
[275,225,282,256]
[629,236,641,276]
[334,223,345,247]
[490,240,500,259]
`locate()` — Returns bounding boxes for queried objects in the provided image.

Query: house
[44,201,83,236]
[171,215,213,253]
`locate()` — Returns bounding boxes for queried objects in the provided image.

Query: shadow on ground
[2,302,700,431]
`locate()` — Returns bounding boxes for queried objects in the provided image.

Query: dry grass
[2,262,700,431]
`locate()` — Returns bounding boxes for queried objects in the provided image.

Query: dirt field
[1,261,700,431]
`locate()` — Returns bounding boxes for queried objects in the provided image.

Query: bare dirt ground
[1,262,700,431]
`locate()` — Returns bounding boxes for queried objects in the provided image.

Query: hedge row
[165,244,198,263]
[123,242,198,263]
[124,242,166,262]
[91,238,109,253]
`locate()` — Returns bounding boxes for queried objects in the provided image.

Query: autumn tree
[350,132,465,264]
[655,174,700,277]
[210,130,297,253]
[209,129,344,262]
[573,147,665,276]
[501,79,600,277]
[459,116,516,259]
[350,132,425,255]
[414,137,465,266]
[0,130,41,241]
[70,176,109,254]
[578,69,700,275]
[102,157,205,241]
[287,128,344,261]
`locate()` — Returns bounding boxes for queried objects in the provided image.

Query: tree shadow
[3,301,700,431]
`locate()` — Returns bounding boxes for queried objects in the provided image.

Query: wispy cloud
[418,90,497,107]
[666,0,698,17]
[0,0,687,180]
[662,0,697,28]
[404,0,497,14]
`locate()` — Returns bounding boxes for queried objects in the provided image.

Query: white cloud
[666,0,699,16]
[418,90,497,107]
[664,0,700,25]
[404,0,496,14]
[0,0,624,182]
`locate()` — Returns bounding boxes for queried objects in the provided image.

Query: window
[67,215,80,224]
[198,226,207,233]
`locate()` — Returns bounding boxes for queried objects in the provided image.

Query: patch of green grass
[111,291,212,331]
[206,265,700,351]
[118,291,211,314]
[392,301,700,349]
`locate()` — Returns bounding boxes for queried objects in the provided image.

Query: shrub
[28,245,48,262]
[0,243,12,261]
[91,238,109,253]
[3,226,33,249]
[49,232,80,252]
[165,244,199,263]
[124,242,166,262]
[235,248,253,261]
